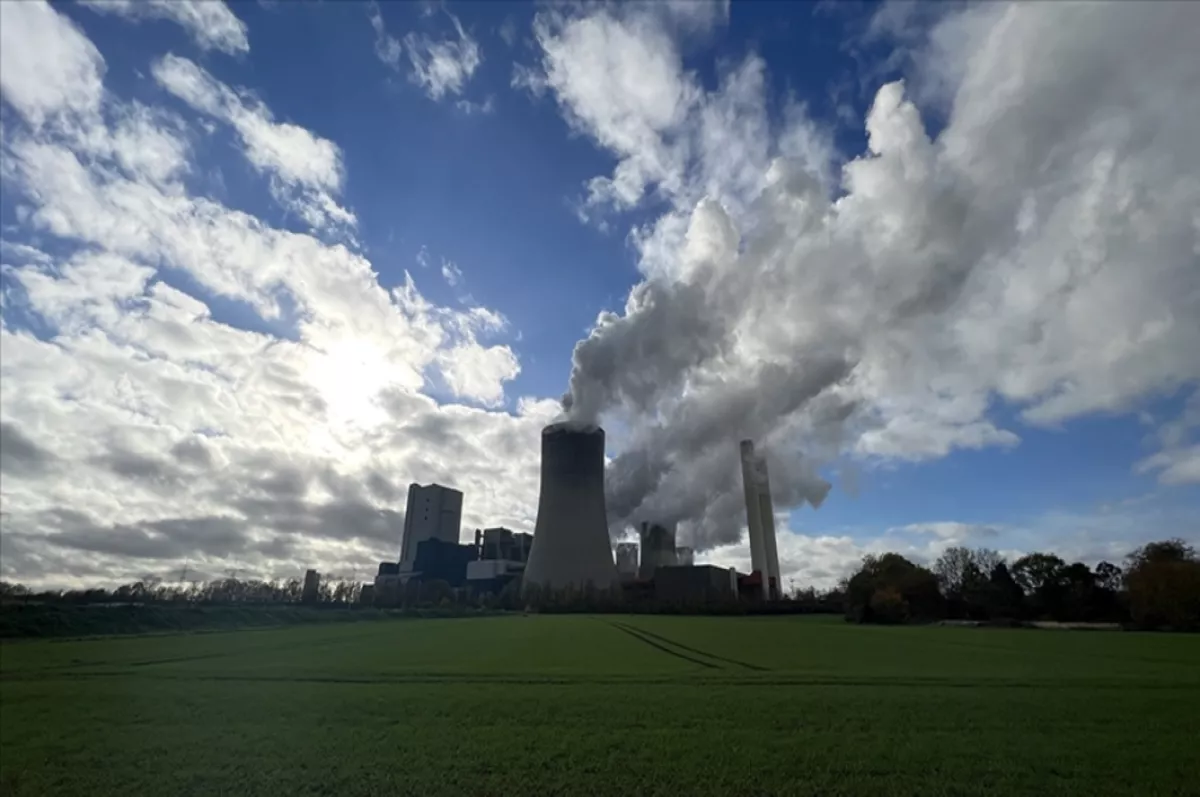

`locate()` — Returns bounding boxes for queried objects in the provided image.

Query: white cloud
[403,13,482,100]
[81,0,249,56]
[526,2,1200,549]
[1137,445,1200,486]
[441,260,463,287]
[892,522,1000,542]
[455,96,496,116]
[0,0,105,128]
[498,17,518,48]
[151,54,354,232]
[0,1,529,589]
[367,1,403,71]
[1136,390,1200,485]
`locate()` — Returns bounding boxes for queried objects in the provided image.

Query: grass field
[2,615,1198,796]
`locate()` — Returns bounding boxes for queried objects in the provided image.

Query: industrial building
[615,542,639,581]
[523,423,619,593]
[655,565,738,605]
[399,483,463,572]
[302,569,320,603]
[475,527,533,563]
[466,527,533,594]
[638,522,677,579]
[740,440,783,600]
[413,538,477,587]
[356,435,792,608]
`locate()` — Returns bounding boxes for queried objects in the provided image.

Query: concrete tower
[400,483,462,571]
[638,522,677,580]
[740,440,782,599]
[754,454,783,599]
[523,423,618,593]
[615,542,639,581]
[740,440,768,597]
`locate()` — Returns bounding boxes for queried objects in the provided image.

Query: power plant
[361,430,789,607]
[522,423,619,592]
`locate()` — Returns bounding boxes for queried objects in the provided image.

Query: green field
[2,615,1198,796]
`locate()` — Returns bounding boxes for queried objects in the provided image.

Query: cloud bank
[0,1,531,588]
[520,2,1200,547]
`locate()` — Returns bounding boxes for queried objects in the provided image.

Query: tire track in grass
[606,621,722,669]
[622,623,770,672]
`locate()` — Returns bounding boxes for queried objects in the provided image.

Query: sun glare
[307,338,395,429]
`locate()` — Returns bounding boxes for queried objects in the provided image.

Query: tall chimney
[523,423,618,593]
[755,454,782,600]
[740,440,768,598]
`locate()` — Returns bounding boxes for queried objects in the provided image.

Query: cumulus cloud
[0,0,105,128]
[523,2,1200,548]
[151,54,354,232]
[1136,391,1200,485]
[80,0,249,56]
[0,1,528,589]
[403,12,482,100]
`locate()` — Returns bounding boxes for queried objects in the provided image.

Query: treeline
[844,538,1200,630]
[0,575,363,607]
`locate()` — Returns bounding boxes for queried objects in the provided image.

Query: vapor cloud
[530,2,1200,548]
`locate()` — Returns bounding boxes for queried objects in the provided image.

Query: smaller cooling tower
[638,522,677,579]
[523,423,619,593]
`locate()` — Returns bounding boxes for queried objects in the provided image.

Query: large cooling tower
[523,423,619,593]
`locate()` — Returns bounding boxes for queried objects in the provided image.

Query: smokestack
[523,423,619,593]
[740,440,768,598]
[755,454,782,600]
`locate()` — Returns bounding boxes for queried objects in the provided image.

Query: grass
[2,615,1198,796]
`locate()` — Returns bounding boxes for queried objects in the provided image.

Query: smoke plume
[538,2,1200,549]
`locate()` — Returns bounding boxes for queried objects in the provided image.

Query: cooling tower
[638,522,677,580]
[523,423,619,593]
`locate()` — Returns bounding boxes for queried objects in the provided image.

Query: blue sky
[0,1,1196,588]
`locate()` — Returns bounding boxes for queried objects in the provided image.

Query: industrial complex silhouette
[361,423,785,606]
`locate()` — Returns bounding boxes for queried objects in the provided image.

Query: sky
[0,0,1197,591]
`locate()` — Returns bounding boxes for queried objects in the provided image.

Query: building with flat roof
[412,538,477,588]
[615,542,639,580]
[301,569,320,603]
[475,527,533,563]
[655,565,738,605]
[400,483,463,571]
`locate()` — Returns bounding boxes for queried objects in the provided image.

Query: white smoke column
[544,2,1200,551]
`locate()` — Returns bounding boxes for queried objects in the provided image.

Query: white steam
[537,2,1200,548]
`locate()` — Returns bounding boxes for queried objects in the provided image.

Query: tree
[869,587,909,624]
[1010,553,1067,596]
[846,553,941,623]
[1093,561,1123,592]
[934,547,974,598]
[1060,562,1098,620]
[1125,539,1200,630]
[982,563,1025,620]
[935,547,1005,618]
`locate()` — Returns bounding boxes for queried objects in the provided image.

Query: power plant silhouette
[369,421,785,603]
[523,423,619,592]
